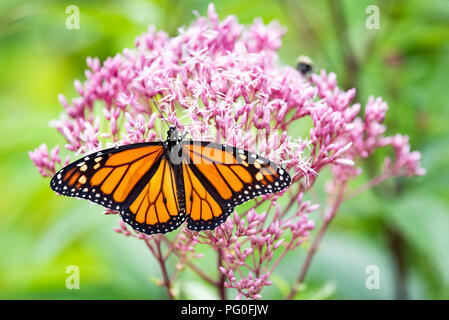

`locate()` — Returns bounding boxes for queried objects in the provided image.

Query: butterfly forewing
[50,143,164,211]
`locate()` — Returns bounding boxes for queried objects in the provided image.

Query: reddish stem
[148,237,175,300]
[217,248,227,300]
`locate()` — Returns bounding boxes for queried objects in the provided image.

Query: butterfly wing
[51,143,165,211]
[121,156,186,234]
[181,141,291,231]
[51,142,186,235]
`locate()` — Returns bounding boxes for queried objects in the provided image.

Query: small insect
[296,55,313,77]
[50,126,291,235]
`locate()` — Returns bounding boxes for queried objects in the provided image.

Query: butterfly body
[51,127,291,234]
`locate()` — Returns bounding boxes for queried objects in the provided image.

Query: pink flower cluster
[29,4,424,299]
[307,71,425,191]
[216,198,316,299]
[28,144,69,177]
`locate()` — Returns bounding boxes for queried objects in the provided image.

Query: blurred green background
[0,0,448,299]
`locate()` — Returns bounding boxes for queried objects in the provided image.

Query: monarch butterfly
[50,126,291,234]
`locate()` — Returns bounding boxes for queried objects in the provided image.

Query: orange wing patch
[216,164,244,192]
[112,150,162,202]
[91,167,113,186]
[101,165,128,194]
[188,144,236,164]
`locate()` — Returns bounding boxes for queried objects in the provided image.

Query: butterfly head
[167,126,179,142]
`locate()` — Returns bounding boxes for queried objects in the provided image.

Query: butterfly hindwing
[181,141,291,231]
[182,156,233,231]
[121,156,187,234]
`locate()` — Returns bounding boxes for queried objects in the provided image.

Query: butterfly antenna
[152,98,171,130]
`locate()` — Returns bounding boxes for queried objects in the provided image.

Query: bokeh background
[1,0,448,299]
